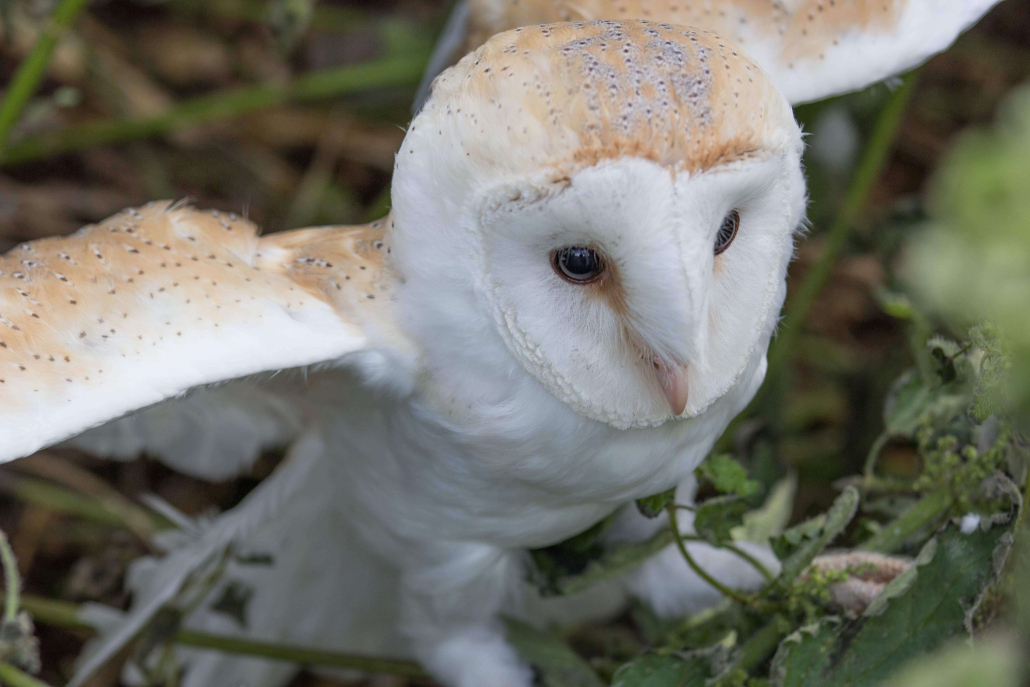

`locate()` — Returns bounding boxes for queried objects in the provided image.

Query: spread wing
[0,201,407,464]
[67,381,305,480]
[419,0,1001,106]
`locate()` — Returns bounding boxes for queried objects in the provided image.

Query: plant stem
[863,431,890,479]
[175,630,427,678]
[678,534,775,582]
[18,594,427,679]
[859,490,953,553]
[1,51,428,166]
[0,531,20,622]
[666,504,754,606]
[1,473,173,534]
[19,596,88,632]
[0,663,52,687]
[0,0,92,152]
[763,72,919,386]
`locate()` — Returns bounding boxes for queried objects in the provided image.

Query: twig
[0,0,92,152]
[762,72,920,390]
[18,594,428,679]
[666,504,755,606]
[1,52,428,166]
[0,663,52,687]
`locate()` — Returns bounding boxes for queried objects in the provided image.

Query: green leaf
[769,523,1012,687]
[733,475,798,545]
[529,517,614,595]
[882,370,967,439]
[693,496,749,546]
[969,324,1011,422]
[874,289,916,320]
[535,528,676,597]
[637,488,677,519]
[927,337,964,384]
[773,487,859,591]
[771,515,826,561]
[504,618,604,687]
[696,455,761,498]
[611,652,713,687]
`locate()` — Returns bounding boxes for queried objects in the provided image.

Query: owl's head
[391,21,805,429]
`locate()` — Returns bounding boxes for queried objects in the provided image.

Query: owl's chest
[321,375,724,550]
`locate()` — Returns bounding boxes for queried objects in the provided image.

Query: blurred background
[0,0,1028,684]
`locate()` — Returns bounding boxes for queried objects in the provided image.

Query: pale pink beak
[655,363,690,416]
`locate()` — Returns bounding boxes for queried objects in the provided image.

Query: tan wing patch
[0,202,401,461]
[469,0,906,63]
[0,202,264,396]
[255,217,399,338]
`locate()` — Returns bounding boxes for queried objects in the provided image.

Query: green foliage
[696,455,762,499]
[770,524,1011,687]
[637,488,678,519]
[904,83,1030,416]
[968,324,1012,422]
[530,525,676,597]
[771,488,860,594]
[610,652,713,687]
[913,425,1009,512]
[694,497,750,546]
[516,312,1024,686]
[880,638,1022,687]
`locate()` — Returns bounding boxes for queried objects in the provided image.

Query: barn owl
[0,11,996,687]
[417,0,1002,108]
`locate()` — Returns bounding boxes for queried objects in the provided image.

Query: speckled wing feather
[419,0,1001,105]
[0,201,401,463]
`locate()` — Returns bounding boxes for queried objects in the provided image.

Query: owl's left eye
[553,246,605,283]
[714,210,740,255]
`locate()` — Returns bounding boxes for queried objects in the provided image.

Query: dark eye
[553,246,605,283]
[714,210,740,255]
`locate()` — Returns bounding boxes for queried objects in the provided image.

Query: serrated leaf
[504,618,604,687]
[773,487,859,591]
[770,523,1011,687]
[637,488,677,519]
[771,515,825,561]
[611,653,712,687]
[694,496,749,546]
[733,474,797,545]
[695,455,761,498]
[882,370,967,439]
[927,336,980,387]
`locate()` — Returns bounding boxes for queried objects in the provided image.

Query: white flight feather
[69,433,323,687]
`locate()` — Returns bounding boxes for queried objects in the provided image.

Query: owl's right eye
[553,246,605,283]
